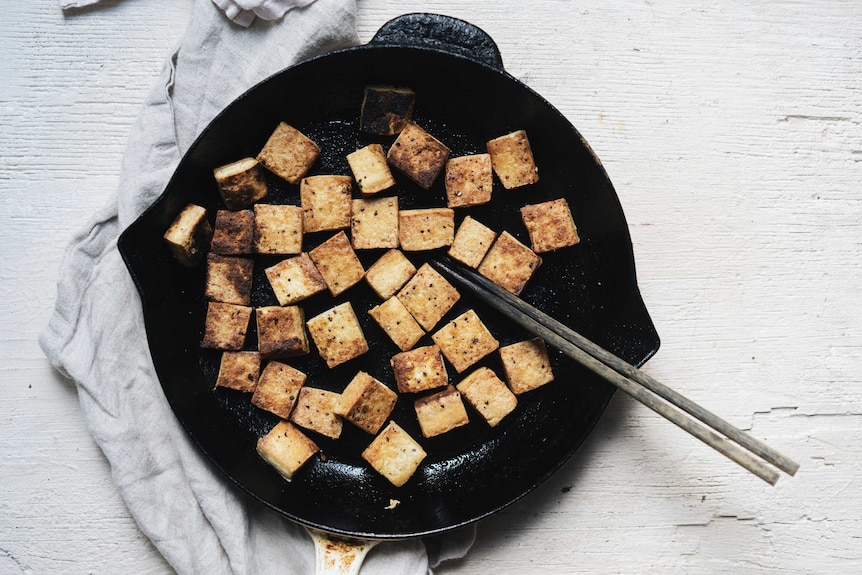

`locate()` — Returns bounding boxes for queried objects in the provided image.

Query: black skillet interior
[118,14,660,539]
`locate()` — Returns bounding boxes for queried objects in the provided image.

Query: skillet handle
[308,528,379,575]
[370,13,504,70]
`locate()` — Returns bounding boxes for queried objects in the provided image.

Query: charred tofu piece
[456,367,517,428]
[447,216,497,268]
[347,144,396,196]
[308,231,365,297]
[251,361,307,419]
[369,296,425,352]
[300,175,353,233]
[255,306,309,359]
[444,154,493,208]
[396,263,460,332]
[350,196,399,250]
[387,123,450,189]
[264,253,327,306]
[201,301,252,350]
[361,421,426,487]
[337,371,398,435]
[520,198,580,253]
[499,338,555,395]
[365,249,417,300]
[256,420,319,482]
[210,209,254,255]
[257,122,319,184]
[398,208,455,251]
[477,231,541,296]
[360,85,416,136]
[431,309,499,373]
[213,157,269,210]
[205,254,253,305]
[306,302,369,368]
[163,203,212,266]
[390,344,448,394]
[414,386,470,438]
[214,350,260,392]
[253,204,303,255]
[486,130,539,189]
[289,387,343,439]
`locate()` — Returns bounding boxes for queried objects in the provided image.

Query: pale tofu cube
[253,204,303,255]
[306,302,369,368]
[520,198,580,253]
[398,208,455,251]
[347,144,396,196]
[477,231,542,296]
[210,209,254,255]
[255,306,309,359]
[369,297,425,352]
[163,203,212,266]
[447,216,497,268]
[214,350,260,392]
[431,309,499,373]
[360,85,416,136]
[213,157,269,210]
[257,122,319,184]
[264,253,327,306]
[205,254,253,306]
[300,175,353,233]
[396,263,460,331]
[251,361,307,419]
[390,344,448,394]
[365,249,417,300]
[201,302,252,350]
[414,385,470,438]
[256,420,319,482]
[289,387,343,439]
[361,421,426,487]
[444,154,493,208]
[351,196,399,249]
[486,130,539,189]
[307,231,365,296]
[499,338,555,395]
[387,123,450,189]
[337,371,398,435]
[456,367,517,427]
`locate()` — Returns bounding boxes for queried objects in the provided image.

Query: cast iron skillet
[119,14,660,540]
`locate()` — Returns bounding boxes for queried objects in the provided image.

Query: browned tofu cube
[289,387,343,439]
[251,361,307,419]
[447,216,497,268]
[499,338,555,395]
[477,231,542,296]
[369,297,425,352]
[396,263,460,331]
[205,254,253,305]
[398,208,455,251]
[300,175,353,233]
[163,203,213,267]
[360,85,416,136]
[414,385,470,438]
[210,209,254,255]
[365,249,417,300]
[306,302,369,368]
[213,157,269,210]
[520,198,580,253]
[337,371,398,435]
[308,231,365,296]
[257,122,319,184]
[256,306,309,359]
[253,204,303,255]
[431,309,499,373]
[347,144,396,196]
[256,420,319,482]
[444,154,493,208]
[264,253,327,306]
[390,344,448,394]
[486,130,539,189]
[350,196,399,249]
[201,302,252,350]
[215,350,260,392]
[387,123,450,189]
[456,367,517,427]
[361,421,426,487]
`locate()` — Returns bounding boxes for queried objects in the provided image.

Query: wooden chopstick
[429,257,799,485]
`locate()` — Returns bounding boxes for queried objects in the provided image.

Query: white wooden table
[2,1,860,573]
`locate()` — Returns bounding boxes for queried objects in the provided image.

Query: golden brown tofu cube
[289,387,343,439]
[431,309,499,373]
[253,204,303,255]
[396,263,460,332]
[350,196,399,250]
[414,385,470,438]
[210,209,254,255]
[300,175,353,233]
[456,367,517,427]
[205,254,253,306]
[308,231,365,297]
[486,130,539,189]
[215,350,260,392]
[163,203,212,267]
[447,216,497,268]
[257,122,319,184]
[369,297,425,352]
[387,123,450,189]
[201,302,252,350]
[256,306,309,360]
[306,302,369,368]
[365,249,417,300]
[444,154,493,208]
[398,208,455,251]
[360,85,416,136]
[361,421,426,487]
[251,361,307,419]
[213,157,269,210]
[520,198,580,253]
[264,253,327,306]
[390,344,448,394]
[256,420,319,482]
[477,231,542,296]
[337,371,398,435]
[499,338,555,395]
[347,144,396,196]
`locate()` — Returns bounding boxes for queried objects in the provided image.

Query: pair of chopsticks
[429,257,799,485]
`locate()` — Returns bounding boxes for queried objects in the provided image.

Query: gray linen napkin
[40,0,474,572]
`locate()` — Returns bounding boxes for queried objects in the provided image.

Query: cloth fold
[41,0,475,572]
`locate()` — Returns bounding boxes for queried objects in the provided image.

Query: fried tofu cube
[431,309,499,373]
[387,123,450,189]
[264,253,327,306]
[486,130,539,189]
[255,306,309,359]
[414,385,470,438]
[256,420,319,482]
[251,361,307,419]
[201,302,252,350]
[289,387,343,439]
[163,203,212,267]
[447,216,497,268]
[520,198,580,253]
[253,204,303,255]
[390,344,448,394]
[398,208,455,251]
[444,154,493,208]
[456,367,517,427]
[365,249,417,300]
[337,371,398,435]
[361,421,426,487]
[360,85,416,136]
[477,231,542,295]
[306,302,369,368]
[300,175,353,233]
[499,338,555,395]
[257,122,319,184]
[213,157,269,210]
[205,254,253,305]
[210,209,254,255]
[369,297,425,352]
[396,263,460,331]
[215,350,260,392]
[350,196,399,250]
[347,144,396,196]
[308,231,365,296]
